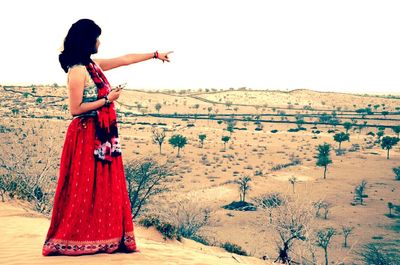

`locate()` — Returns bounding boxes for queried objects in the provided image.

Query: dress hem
[42,231,139,256]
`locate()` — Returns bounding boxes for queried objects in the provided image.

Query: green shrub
[190,234,210,246]
[221,242,248,256]
[139,215,180,240]
[393,167,400,180]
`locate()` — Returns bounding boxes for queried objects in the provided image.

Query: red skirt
[42,116,139,256]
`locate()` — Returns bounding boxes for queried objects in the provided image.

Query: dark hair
[59,19,101,73]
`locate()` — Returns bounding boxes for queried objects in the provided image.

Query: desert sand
[0,199,267,265]
[1,85,399,264]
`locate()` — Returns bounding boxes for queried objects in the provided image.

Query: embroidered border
[42,231,137,256]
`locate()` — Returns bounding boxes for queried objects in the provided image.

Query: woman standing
[42,18,172,256]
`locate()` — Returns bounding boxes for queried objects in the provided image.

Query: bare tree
[124,156,175,218]
[0,121,61,215]
[146,193,215,240]
[316,227,336,265]
[313,199,324,218]
[198,134,206,148]
[341,225,354,248]
[154,103,162,114]
[288,176,298,193]
[234,175,251,202]
[354,180,367,205]
[321,201,331,220]
[253,192,283,224]
[269,194,316,264]
[151,127,167,154]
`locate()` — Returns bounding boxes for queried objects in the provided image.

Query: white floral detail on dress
[94,141,111,161]
[111,137,122,154]
[94,138,122,161]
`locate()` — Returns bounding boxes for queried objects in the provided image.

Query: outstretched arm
[93,51,173,71]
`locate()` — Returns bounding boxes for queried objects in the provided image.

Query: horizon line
[1,83,400,97]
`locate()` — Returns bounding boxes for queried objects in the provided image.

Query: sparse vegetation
[353,180,368,206]
[316,143,333,179]
[125,157,175,218]
[381,136,399,159]
[168,134,188,157]
[316,227,336,265]
[1,86,399,262]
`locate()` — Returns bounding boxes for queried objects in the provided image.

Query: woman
[42,18,172,256]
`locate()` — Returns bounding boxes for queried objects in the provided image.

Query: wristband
[104,96,111,106]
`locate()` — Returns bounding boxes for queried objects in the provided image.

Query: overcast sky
[1,0,399,94]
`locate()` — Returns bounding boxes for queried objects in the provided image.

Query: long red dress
[42,115,139,256]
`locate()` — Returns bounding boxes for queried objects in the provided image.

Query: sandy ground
[0,200,269,265]
[1,86,399,263]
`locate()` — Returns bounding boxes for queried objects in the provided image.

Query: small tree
[125,157,174,218]
[152,127,167,154]
[226,119,236,136]
[62,104,68,113]
[381,136,399,159]
[207,106,213,116]
[11,108,19,116]
[272,195,315,264]
[393,167,400,180]
[295,114,305,129]
[288,176,298,193]
[316,143,332,179]
[254,192,283,224]
[321,201,331,219]
[221,135,230,151]
[392,125,400,138]
[313,200,330,219]
[313,199,324,218]
[198,134,206,148]
[225,101,232,110]
[193,103,200,121]
[387,202,394,217]
[167,195,212,239]
[316,227,336,265]
[343,122,353,134]
[354,180,367,205]
[333,132,350,150]
[227,124,234,135]
[341,225,354,248]
[168,134,188,157]
[234,176,251,202]
[154,103,162,114]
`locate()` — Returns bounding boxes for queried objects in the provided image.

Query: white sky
[1,0,400,94]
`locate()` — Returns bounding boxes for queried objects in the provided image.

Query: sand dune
[0,200,269,265]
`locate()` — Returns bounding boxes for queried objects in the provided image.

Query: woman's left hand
[158,51,173,63]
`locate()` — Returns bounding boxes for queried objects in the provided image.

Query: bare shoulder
[68,65,86,87]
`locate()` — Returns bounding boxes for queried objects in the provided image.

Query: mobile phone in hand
[114,82,127,91]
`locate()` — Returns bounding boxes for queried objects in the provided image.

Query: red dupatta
[85,60,122,162]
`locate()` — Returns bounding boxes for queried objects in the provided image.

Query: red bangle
[153,50,159,59]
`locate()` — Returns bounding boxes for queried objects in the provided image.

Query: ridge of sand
[0,200,270,265]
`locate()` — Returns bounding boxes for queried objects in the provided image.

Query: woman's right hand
[107,88,122,102]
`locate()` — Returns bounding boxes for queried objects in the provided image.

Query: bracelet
[103,96,111,106]
[153,50,159,59]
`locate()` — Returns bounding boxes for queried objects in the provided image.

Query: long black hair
[59,19,101,73]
